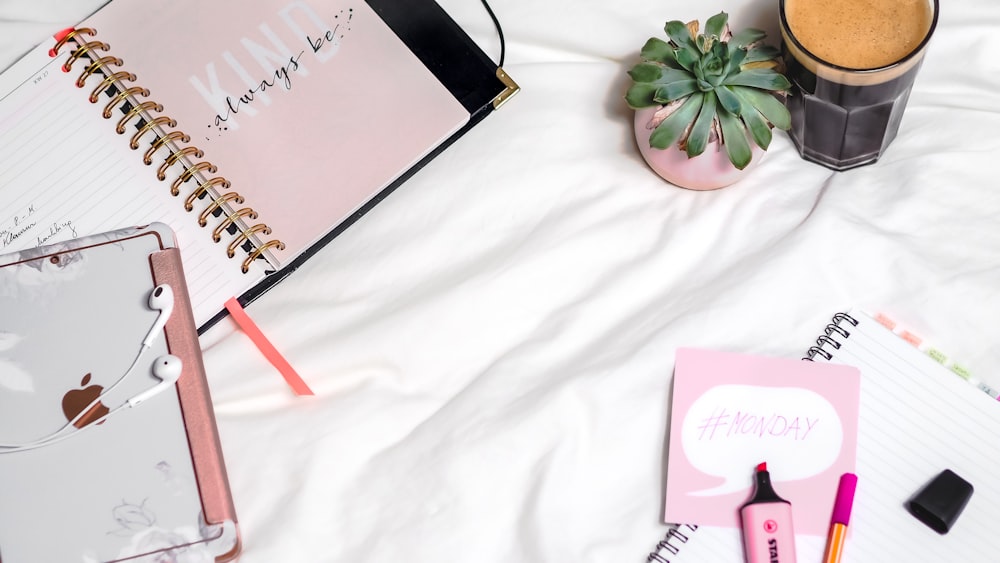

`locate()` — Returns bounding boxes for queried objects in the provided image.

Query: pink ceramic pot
[633,106,764,191]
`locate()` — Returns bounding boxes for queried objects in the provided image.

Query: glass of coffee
[779,0,939,171]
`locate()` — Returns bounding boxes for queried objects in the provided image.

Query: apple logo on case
[61,373,109,428]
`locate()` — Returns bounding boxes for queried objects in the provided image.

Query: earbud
[127,354,183,407]
[141,284,174,349]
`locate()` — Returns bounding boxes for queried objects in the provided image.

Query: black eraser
[906,469,974,534]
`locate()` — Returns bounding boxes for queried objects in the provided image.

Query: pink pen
[823,473,858,563]
[740,462,797,563]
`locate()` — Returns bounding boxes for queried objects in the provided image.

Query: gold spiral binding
[156,146,204,180]
[171,162,218,196]
[184,177,231,211]
[228,225,272,258]
[243,240,286,274]
[213,208,259,242]
[143,131,190,165]
[116,100,162,134]
[199,193,245,227]
[102,86,149,118]
[56,27,284,273]
[63,41,110,71]
[89,71,136,102]
[51,28,96,57]
[76,56,122,87]
[130,116,177,149]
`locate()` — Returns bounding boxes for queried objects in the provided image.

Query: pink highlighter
[740,462,797,563]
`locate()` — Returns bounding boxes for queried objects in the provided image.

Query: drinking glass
[778,0,939,171]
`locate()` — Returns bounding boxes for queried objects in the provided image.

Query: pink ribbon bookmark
[224,297,314,396]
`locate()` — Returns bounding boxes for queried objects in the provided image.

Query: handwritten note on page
[664,348,860,535]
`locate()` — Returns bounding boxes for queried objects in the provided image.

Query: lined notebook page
[0,42,269,326]
[655,310,1000,562]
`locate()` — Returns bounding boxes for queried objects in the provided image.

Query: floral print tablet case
[0,223,240,562]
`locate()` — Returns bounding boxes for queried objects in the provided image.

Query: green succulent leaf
[654,79,700,103]
[696,34,713,54]
[686,90,718,157]
[640,37,679,66]
[738,94,773,149]
[723,68,792,91]
[695,49,726,88]
[625,83,660,108]
[627,61,698,103]
[674,45,700,72]
[710,40,728,60]
[648,93,704,150]
[702,43,728,85]
[723,44,748,77]
[730,28,767,48]
[744,45,782,64]
[715,85,743,116]
[704,12,728,39]
[718,109,753,169]
[628,62,663,84]
[665,20,694,49]
[662,68,699,83]
[733,86,791,130]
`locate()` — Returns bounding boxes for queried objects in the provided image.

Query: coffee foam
[781,0,936,85]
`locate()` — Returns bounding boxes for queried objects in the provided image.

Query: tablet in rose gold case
[0,223,240,562]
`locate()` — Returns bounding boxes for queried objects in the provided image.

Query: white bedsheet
[3,0,999,561]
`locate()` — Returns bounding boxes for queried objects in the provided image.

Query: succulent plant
[626,12,792,170]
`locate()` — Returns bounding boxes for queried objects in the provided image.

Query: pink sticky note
[663,348,860,536]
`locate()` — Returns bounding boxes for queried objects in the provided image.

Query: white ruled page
[0,42,269,326]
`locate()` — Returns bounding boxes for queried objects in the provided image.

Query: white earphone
[128,354,182,407]
[142,284,174,349]
[0,285,182,453]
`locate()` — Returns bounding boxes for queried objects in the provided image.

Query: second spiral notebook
[647,310,1000,562]
[0,0,517,330]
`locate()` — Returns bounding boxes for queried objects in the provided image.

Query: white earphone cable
[0,343,146,451]
[0,403,129,453]
[0,284,175,453]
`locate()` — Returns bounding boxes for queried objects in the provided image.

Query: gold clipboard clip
[491,67,519,110]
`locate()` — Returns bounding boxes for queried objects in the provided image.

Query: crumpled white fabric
[2,0,998,561]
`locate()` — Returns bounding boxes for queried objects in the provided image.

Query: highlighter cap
[906,469,974,534]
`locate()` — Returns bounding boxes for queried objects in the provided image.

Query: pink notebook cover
[78,0,471,259]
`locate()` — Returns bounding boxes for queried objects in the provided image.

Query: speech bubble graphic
[681,384,843,496]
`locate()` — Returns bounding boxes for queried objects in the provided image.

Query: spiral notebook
[0,0,517,330]
[648,310,1000,562]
